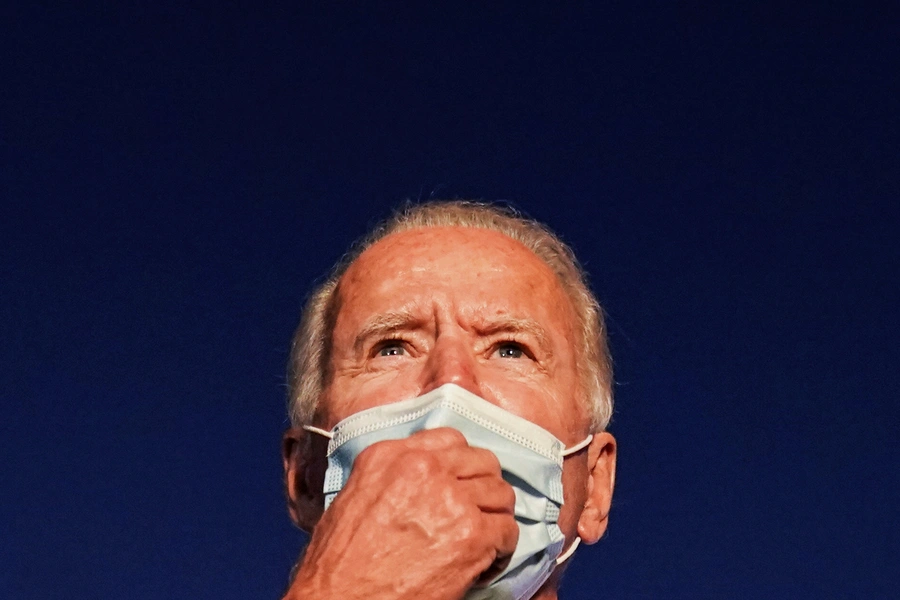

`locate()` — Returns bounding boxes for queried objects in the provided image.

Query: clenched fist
[284,428,519,600]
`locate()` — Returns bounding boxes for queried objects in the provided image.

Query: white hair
[287,201,613,431]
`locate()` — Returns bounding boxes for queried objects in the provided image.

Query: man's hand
[284,428,519,600]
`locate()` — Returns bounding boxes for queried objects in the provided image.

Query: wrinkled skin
[282,227,616,600]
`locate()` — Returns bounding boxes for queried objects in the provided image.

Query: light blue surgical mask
[303,383,592,600]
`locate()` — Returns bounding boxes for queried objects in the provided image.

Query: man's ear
[576,431,617,544]
[282,427,328,533]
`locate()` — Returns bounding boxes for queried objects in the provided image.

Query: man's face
[318,226,596,542]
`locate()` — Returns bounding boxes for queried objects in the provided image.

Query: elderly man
[280,201,617,600]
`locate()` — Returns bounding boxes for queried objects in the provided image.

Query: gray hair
[287,201,613,432]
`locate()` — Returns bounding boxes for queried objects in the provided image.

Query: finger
[355,429,470,472]
[491,510,519,559]
[439,445,504,480]
[400,430,504,479]
[459,476,517,514]
[475,511,519,583]
[402,427,470,451]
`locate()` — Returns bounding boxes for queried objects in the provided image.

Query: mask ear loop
[302,425,334,439]
[555,537,582,564]
[560,434,593,457]
[555,434,592,565]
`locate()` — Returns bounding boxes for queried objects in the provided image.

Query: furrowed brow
[476,317,554,355]
[353,310,425,351]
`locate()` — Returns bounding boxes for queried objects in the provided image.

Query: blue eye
[378,343,406,357]
[496,343,524,359]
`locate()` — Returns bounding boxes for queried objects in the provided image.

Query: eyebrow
[471,316,554,357]
[353,310,427,351]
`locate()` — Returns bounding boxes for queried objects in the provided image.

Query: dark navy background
[2,3,897,599]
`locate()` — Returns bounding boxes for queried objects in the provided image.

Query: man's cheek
[328,372,425,421]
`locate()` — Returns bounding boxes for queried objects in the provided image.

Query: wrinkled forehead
[335,226,575,318]
[323,228,585,410]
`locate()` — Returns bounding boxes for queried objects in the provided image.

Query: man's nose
[420,334,482,397]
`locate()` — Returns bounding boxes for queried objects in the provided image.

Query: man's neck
[531,575,561,600]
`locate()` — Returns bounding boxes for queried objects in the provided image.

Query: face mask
[303,383,592,600]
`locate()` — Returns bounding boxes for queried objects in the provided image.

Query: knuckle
[452,503,482,540]
[473,447,502,473]
[503,484,517,511]
[422,427,468,446]
[505,518,520,548]
[399,449,437,478]
[509,515,520,539]
[439,427,468,444]
[355,438,397,468]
